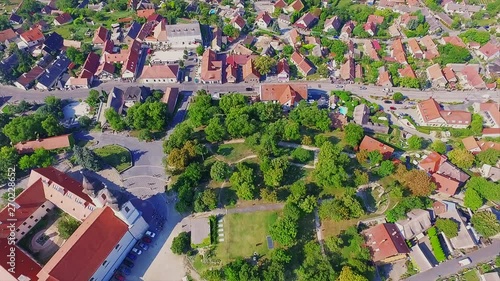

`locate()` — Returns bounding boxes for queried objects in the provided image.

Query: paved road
[406,239,500,281]
[1,80,498,104]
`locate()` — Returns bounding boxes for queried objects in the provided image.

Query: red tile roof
[483,127,500,136]
[20,28,44,43]
[37,207,129,281]
[392,38,407,64]
[419,151,447,173]
[340,57,355,80]
[260,83,307,106]
[359,135,394,159]
[432,173,460,196]
[55,12,73,25]
[291,51,314,75]
[418,98,442,122]
[96,62,115,76]
[162,87,179,113]
[367,15,385,25]
[33,167,94,204]
[92,26,109,44]
[478,42,499,59]
[442,36,466,48]
[461,65,486,89]
[139,64,179,79]
[137,8,155,18]
[226,54,256,67]
[363,223,410,262]
[256,11,272,26]
[377,70,392,87]
[277,59,290,74]
[79,52,100,79]
[16,66,45,87]
[479,102,500,127]
[201,49,222,82]
[274,0,287,8]
[242,59,260,81]
[398,65,416,78]
[231,15,246,29]
[0,28,17,42]
[289,0,304,11]
[442,67,456,82]
[14,134,72,154]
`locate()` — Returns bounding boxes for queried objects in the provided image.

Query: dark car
[115,273,125,281]
[122,259,134,268]
[245,87,253,91]
[120,267,132,276]
[142,236,152,243]
[127,253,137,261]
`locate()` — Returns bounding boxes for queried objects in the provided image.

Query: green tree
[470,114,483,135]
[337,266,369,281]
[18,149,54,170]
[253,56,277,75]
[219,94,248,114]
[378,160,395,177]
[223,25,240,37]
[476,148,500,166]
[104,108,126,131]
[205,117,227,143]
[270,216,298,247]
[58,215,81,239]
[344,124,364,147]
[314,142,349,188]
[261,157,289,187]
[0,147,19,184]
[291,148,313,163]
[407,135,423,150]
[283,45,294,56]
[2,114,45,143]
[230,163,256,200]
[290,181,307,202]
[78,116,92,128]
[210,161,231,182]
[196,45,205,56]
[126,101,169,131]
[86,89,101,108]
[431,140,447,154]
[283,120,301,141]
[41,115,64,137]
[437,44,472,65]
[73,146,102,171]
[164,122,193,153]
[138,129,154,142]
[354,169,369,186]
[299,195,317,213]
[171,232,191,254]
[368,150,383,165]
[448,148,475,169]
[464,188,484,211]
[392,92,404,102]
[201,189,217,210]
[435,218,459,238]
[471,211,500,238]
[66,46,85,65]
[319,195,364,221]
[459,29,490,45]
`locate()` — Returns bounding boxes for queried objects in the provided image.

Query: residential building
[293,12,318,29]
[462,136,500,153]
[137,65,180,83]
[359,136,394,159]
[79,52,100,85]
[399,13,417,28]
[211,27,222,52]
[20,28,45,47]
[164,22,202,48]
[340,21,355,41]
[407,38,423,59]
[426,64,447,88]
[353,104,389,134]
[377,69,392,87]
[226,64,237,83]
[242,59,260,83]
[9,13,23,25]
[323,16,341,32]
[437,201,477,249]
[442,67,457,83]
[416,98,471,128]
[95,62,115,81]
[436,12,453,27]
[14,66,45,90]
[123,86,149,108]
[391,38,407,64]
[288,29,302,46]
[478,42,499,61]
[231,15,246,31]
[441,36,466,48]
[398,65,417,79]
[363,223,410,264]
[475,102,500,128]
[65,77,90,89]
[0,167,149,281]
[459,65,486,89]
[259,83,308,108]
[200,49,223,84]
[340,57,355,81]
[0,28,17,44]
[123,22,142,45]
[276,59,290,82]
[444,2,481,17]
[256,12,272,29]
[54,13,73,25]
[396,209,432,240]
[364,21,377,36]
[286,0,304,13]
[291,51,315,76]
[42,32,64,54]
[36,55,71,90]
[273,0,287,13]
[480,164,500,182]
[421,35,439,59]
[93,26,110,45]
[364,40,380,61]
[136,9,155,18]
[161,87,180,114]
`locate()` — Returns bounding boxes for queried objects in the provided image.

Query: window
[90,278,95,281]
[28,225,31,229]
[21,232,25,235]
[29,216,33,219]
[22,222,27,226]
[124,206,130,213]
[67,193,73,199]
[102,260,108,266]
[115,244,120,250]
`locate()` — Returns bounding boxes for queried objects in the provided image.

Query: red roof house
[359,135,394,159]
[363,223,410,263]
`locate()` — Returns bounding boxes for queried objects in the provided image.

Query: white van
[459,258,472,266]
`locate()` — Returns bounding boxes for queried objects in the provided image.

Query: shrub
[291,147,313,163]
[428,227,446,262]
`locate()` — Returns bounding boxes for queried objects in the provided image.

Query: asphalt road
[1,80,498,104]
[405,239,500,281]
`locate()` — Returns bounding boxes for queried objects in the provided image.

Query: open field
[215,143,255,163]
[216,211,279,263]
[93,144,132,172]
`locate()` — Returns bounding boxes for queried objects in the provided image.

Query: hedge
[428,227,446,262]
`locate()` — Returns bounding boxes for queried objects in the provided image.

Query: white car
[145,231,156,238]
[459,258,471,266]
[131,248,142,255]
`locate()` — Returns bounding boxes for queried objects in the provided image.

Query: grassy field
[216,211,279,263]
[462,270,480,281]
[0,0,22,14]
[216,143,255,163]
[321,218,359,238]
[93,145,132,172]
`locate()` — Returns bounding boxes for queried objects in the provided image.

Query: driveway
[405,239,500,281]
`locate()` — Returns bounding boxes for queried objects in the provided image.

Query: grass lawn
[462,270,480,281]
[93,145,132,172]
[216,211,279,264]
[215,143,255,163]
[321,218,358,238]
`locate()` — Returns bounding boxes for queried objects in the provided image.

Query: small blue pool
[339,106,348,115]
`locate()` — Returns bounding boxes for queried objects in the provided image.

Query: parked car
[245,87,253,91]
[142,236,152,243]
[115,273,125,281]
[120,266,132,276]
[131,248,142,255]
[336,85,343,88]
[145,231,156,238]
[127,253,137,261]
[459,258,471,266]
[383,100,392,104]
[122,259,134,268]
[360,86,367,90]
[389,106,397,110]
[138,242,149,251]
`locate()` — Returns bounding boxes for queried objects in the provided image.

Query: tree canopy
[171,231,191,254]
[471,211,500,238]
[314,142,349,188]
